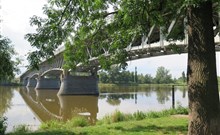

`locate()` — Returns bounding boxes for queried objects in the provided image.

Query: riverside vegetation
[99,66,187,85]
[3,106,188,135]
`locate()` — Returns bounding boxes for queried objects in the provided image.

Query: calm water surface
[0,85,188,131]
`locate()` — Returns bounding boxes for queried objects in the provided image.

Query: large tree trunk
[187,1,220,134]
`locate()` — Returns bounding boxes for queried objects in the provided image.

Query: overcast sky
[1,0,220,78]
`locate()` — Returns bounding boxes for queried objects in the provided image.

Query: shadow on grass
[7,124,188,135]
[7,130,76,135]
[111,124,188,134]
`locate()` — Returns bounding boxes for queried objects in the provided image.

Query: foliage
[25,0,188,69]
[99,67,136,84]
[176,71,187,84]
[181,71,186,82]
[0,36,20,82]
[0,117,7,135]
[99,66,175,84]
[154,66,173,84]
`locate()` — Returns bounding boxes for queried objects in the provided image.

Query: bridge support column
[58,73,99,95]
[36,76,61,89]
[23,78,28,86]
[26,78,37,87]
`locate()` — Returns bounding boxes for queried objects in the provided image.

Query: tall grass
[40,116,90,131]
[98,106,188,124]
[40,119,63,130]
[12,125,30,134]
[66,116,89,127]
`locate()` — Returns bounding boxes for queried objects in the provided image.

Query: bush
[0,117,7,135]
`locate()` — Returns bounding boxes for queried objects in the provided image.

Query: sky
[1,0,220,78]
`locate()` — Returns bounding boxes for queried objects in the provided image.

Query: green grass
[7,107,189,135]
[7,117,188,135]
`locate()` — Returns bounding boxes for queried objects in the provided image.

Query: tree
[137,73,145,84]
[177,71,187,84]
[187,2,220,134]
[98,70,109,83]
[181,71,186,83]
[26,0,220,134]
[0,35,19,82]
[154,66,173,84]
[144,74,153,84]
[107,66,121,83]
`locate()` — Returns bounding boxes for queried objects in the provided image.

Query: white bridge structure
[20,14,220,95]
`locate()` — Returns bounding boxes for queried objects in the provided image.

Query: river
[0,85,188,131]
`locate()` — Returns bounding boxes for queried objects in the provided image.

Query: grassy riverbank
[7,107,189,135]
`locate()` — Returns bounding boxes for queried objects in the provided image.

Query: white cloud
[1,0,47,73]
[127,54,188,78]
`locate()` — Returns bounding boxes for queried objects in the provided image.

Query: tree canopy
[0,35,19,82]
[99,66,176,84]
[25,0,190,69]
[154,66,173,84]
[25,1,219,69]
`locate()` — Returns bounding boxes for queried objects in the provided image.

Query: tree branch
[57,0,72,26]
[103,11,118,18]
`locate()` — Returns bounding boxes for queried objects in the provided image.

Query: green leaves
[154,66,173,84]
[26,0,215,71]
[0,36,18,81]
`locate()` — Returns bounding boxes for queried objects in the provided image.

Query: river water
[0,85,188,131]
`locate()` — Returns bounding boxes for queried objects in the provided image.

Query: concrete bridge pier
[23,78,29,86]
[26,78,37,87]
[58,71,99,95]
[35,76,61,89]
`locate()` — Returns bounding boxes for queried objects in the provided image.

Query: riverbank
[7,107,189,135]
[98,83,187,87]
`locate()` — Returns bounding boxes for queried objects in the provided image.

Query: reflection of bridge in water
[19,87,98,124]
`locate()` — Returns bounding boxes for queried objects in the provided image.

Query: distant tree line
[98,66,186,84]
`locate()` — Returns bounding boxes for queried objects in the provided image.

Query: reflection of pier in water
[19,87,98,124]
